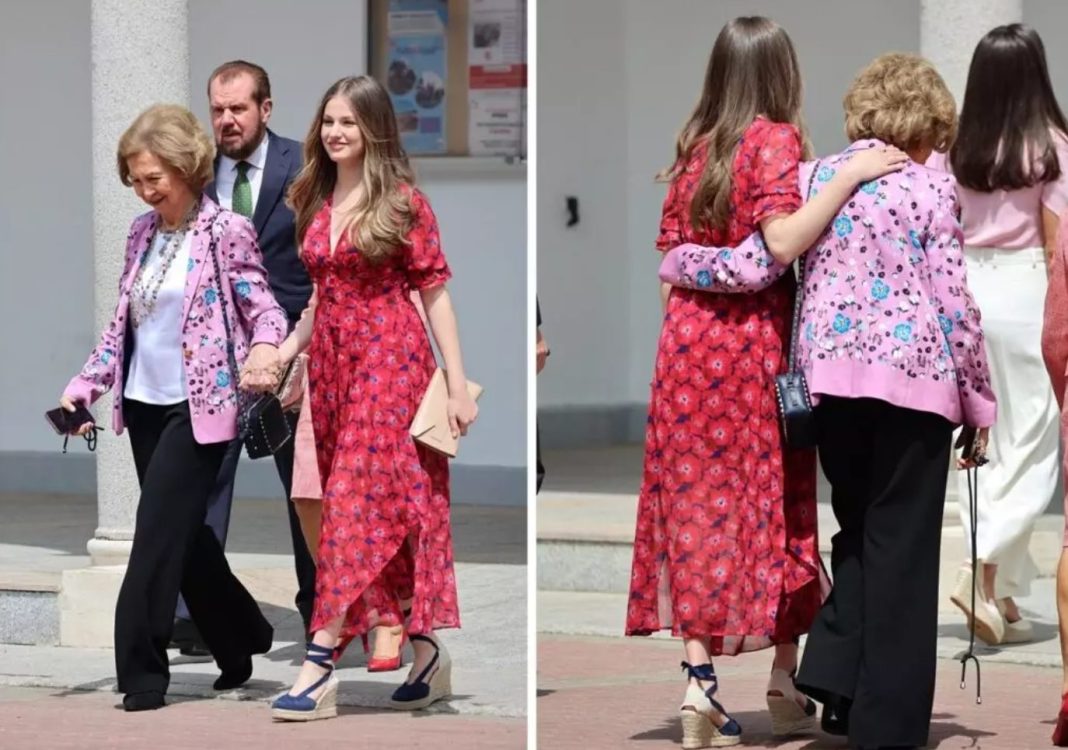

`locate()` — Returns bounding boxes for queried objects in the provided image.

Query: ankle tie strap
[409,634,441,684]
[305,642,335,669]
[681,661,719,697]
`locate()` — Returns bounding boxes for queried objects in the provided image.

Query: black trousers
[116,399,273,695]
[795,397,952,749]
[174,408,316,632]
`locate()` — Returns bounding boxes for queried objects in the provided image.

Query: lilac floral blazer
[65,195,287,444]
[658,139,996,428]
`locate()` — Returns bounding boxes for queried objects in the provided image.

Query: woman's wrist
[446,372,468,396]
[277,337,300,364]
[834,160,864,187]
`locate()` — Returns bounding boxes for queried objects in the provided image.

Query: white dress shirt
[215,133,269,215]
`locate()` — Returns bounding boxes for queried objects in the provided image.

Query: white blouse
[124,230,191,404]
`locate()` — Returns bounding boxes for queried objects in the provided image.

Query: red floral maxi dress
[302,188,459,640]
[626,117,824,654]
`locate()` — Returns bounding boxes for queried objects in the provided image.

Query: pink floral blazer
[64,196,287,444]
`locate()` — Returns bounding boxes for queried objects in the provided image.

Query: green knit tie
[232,161,253,218]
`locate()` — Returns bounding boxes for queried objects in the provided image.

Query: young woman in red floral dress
[624,16,907,748]
[267,76,478,721]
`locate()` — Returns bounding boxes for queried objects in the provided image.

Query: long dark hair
[661,16,811,233]
[950,24,1068,192]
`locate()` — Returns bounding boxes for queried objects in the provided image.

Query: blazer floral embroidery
[65,195,287,444]
[658,140,996,429]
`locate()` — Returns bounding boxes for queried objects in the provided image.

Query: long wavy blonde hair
[660,16,812,234]
[287,76,415,262]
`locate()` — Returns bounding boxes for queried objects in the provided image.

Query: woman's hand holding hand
[240,344,282,392]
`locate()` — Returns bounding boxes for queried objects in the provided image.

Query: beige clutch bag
[410,368,483,458]
[277,353,309,412]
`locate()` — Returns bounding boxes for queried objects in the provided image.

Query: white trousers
[957,246,1060,599]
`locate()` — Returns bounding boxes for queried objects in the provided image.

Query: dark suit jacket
[205,129,311,321]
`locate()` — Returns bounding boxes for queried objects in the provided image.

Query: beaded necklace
[130,204,198,327]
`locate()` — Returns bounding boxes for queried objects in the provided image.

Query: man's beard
[218,123,267,161]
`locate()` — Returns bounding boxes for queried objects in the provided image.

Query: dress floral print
[626,118,825,653]
[302,187,459,639]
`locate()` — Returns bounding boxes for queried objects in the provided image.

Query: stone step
[0,554,302,647]
[0,492,525,647]
[536,489,1064,615]
[537,585,1065,670]
[0,572,61,646]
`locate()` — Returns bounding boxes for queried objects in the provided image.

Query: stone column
[920,2,1022,590]
[920,0,1022,105]
[87,0,190,564]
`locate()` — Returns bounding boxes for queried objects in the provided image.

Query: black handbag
[207,213,293,459]
[774,160,821,449]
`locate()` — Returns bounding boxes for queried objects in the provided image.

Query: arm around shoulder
[659,235,787,294]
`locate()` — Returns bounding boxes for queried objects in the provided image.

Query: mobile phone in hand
[955,426,988,466]
[45,405,95,435]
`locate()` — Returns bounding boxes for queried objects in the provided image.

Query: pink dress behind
[290,378,322,503]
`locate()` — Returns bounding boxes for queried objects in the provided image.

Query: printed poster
[388,0,448,155]
[468,0,526,156]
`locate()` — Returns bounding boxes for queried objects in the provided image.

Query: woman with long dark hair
[932,24,1068,652]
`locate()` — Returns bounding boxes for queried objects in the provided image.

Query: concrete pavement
[0,493,527,731]
[538,633,1059,749]
[0,686,524,749]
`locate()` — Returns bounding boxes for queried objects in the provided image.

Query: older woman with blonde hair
[658,53,996,748]
[59,103,286,711]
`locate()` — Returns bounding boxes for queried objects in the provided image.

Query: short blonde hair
[843,53,957,152]
[117,104,215,192]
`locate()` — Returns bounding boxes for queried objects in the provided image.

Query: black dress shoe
[123,690,164,711]
[170,617,211,657]
[179,642,212,658]
[213,626,274,691]
[214,658,253,690]
[169,616,196,646]
[821,696,852,736]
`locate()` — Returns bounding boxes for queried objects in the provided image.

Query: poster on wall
[468,0,526,156]
[387,0,448,155]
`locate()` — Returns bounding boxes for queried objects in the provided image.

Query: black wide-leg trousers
[796,396,953,749]
[115,399,273,696]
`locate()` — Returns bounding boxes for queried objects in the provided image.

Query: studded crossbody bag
[773,160,821,449]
